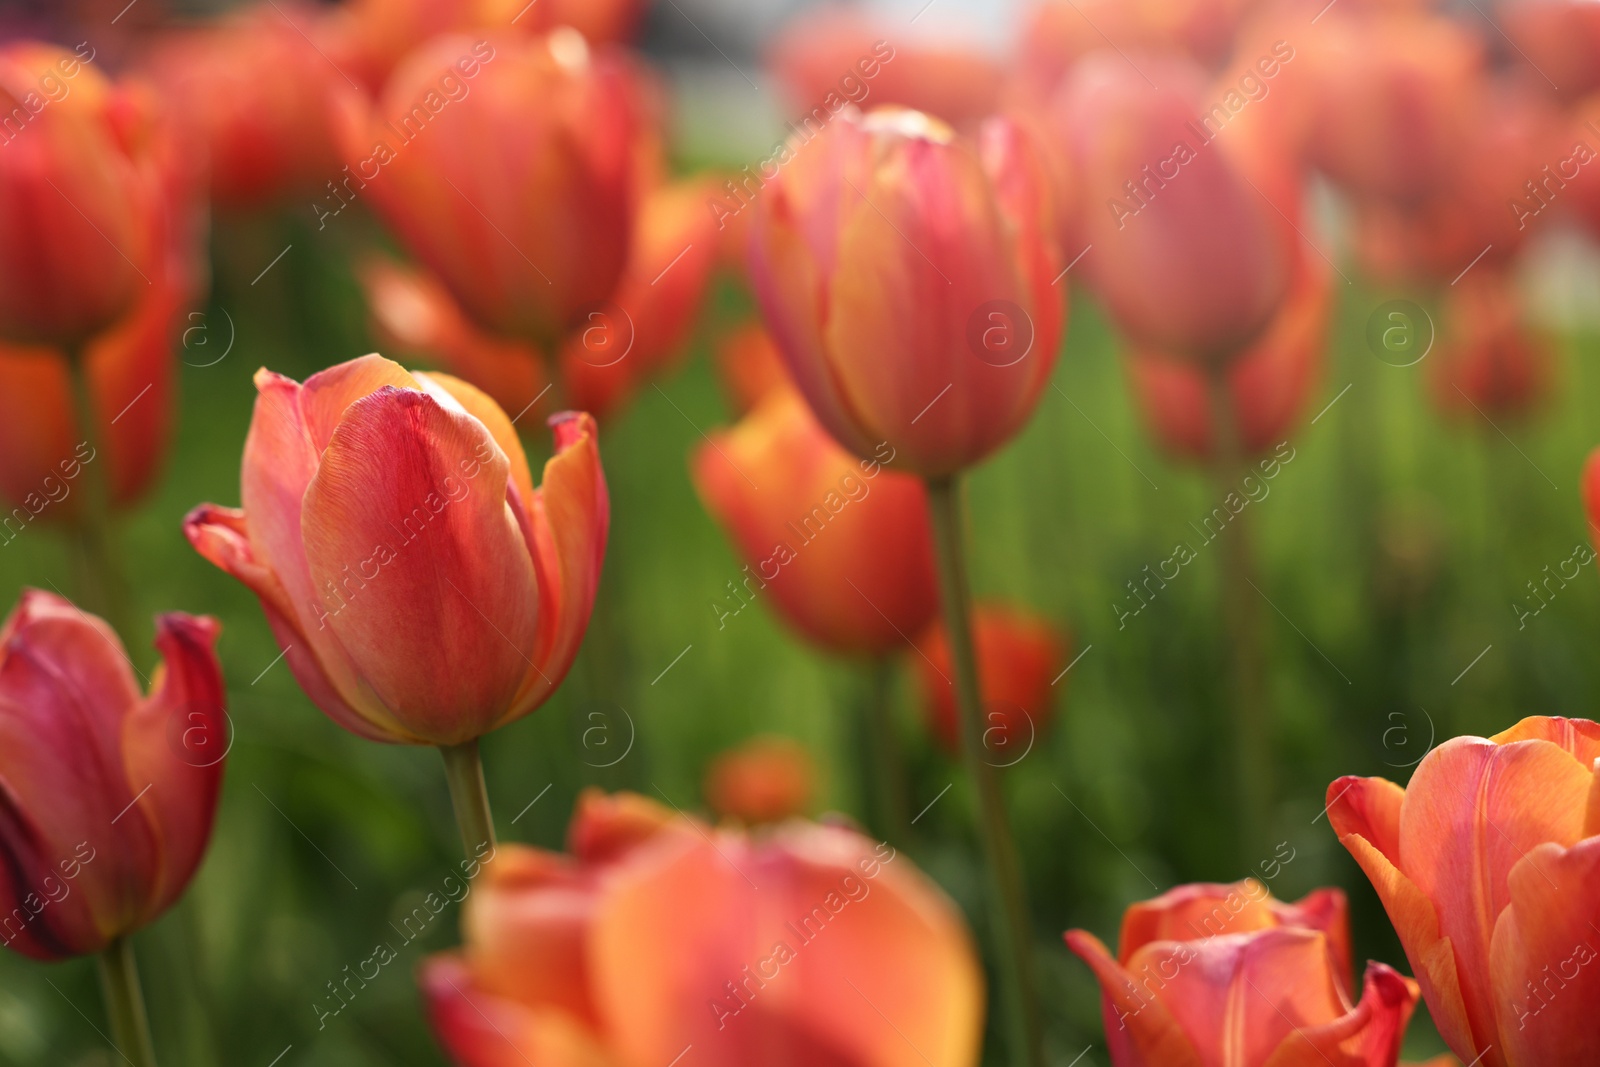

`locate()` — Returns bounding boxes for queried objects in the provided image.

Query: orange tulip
[184,354,608,746]
[482,0,646,44]
[704,736,816,824]
[913,604,1065,759]
[142,4,343,209]
[1328,716,1600,1067]
[691,387,939,656]
[0,590,226,961]
[422,789,983,1066]
[317,0,477,93]
[339,30,639,346]
[1428,269,1548,421]
[1052,51,1296,363]
[749,107,1063,477]
[1128,251,1330,463]
[0,43,166,348]
[713,321,791,417]
[1067,880,1421,1067]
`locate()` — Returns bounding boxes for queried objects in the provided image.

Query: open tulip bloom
[186,354,608,855]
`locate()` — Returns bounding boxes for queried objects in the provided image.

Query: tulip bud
[1429,270,1548,421]
[1068,881,1421,1066]
[185,354,608,745]
[749,107,1064,477]
[1329,717,1600,1067]
[691,387,939,656]
[0,591,226,961]
[423,789,982,1066]
[704,736,816,825]
[0,43,163,348]
[913,604,1065,759]
[1052,51,1296,363]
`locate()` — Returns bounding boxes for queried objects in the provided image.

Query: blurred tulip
[1504,0,1600,102]
[185,354,608,746]
[691,387,938,656]
[480,0,646,44]
[1328,716,1600,1067]
[1585,449,1600,546]
[318,0,477,93]
[769,7,1001,130]
[1052,52,1296,364]
[713,321,791,417]
[1067,880,1420,1067]
[749,107,1063,477]
[1429,269,1548,421]
[142,4,343,209]
[1556,93,1600,241]
[1128,252,1330,462]
[423,789,983,1066]
[0,590,226,961]
[340,30,639,346]
[0,43,166,348]
[704,736,816,824]
[913,604,1064,759]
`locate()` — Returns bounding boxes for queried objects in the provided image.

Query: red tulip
[317,0,477,93]
[1052,51,1297,363]
[1128,251,1330,462]
[913,604,1065,759]
[713,321,791,418]
[422,789,983,1066]
[142,4,343,209]
[1428,269,1548,421]
[0,590,226,961]
[691,386,939,656]
[184,354,608,746]
[1504,0,1600,102]
[1067,880,1421,1066]
[749,107,1063,477]
[704,736,816,824]
[485,0,647,45]
[339,30,640,346]
[1328,716,1600,1067]
[0,43,167,348]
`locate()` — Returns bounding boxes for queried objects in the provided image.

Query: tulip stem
[1206,370,1273,859]
[924,475,1044,1067]
[440,740,498,859]
[65,345,135,643]
[97,937,158,1067]
[860,656,911,846]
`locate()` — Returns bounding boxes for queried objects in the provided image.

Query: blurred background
[3,0,1600,1063]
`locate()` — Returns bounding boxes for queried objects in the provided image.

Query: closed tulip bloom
[913,604,1065,758]
[423,789,983,1066]
[704,736,816,825]
[1327,716,1600,1067]
[184,354,608,746]
[1067,880,1421,1067]
[0,43,163,348]
[691,387,939,656]
[0,590,226,961]
[1428,270,1548,421]
[749,107,1063,477]
[1053,52,1296,363]
[342,30,639,346]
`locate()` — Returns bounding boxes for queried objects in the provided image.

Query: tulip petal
[422,955,621,1067]
[566,787,675,865]
[300,353,422,453]
[1489,836,1600,1067]
[1490,715,1600,769]
[1064,929,1206,1067]
[414,371,537,513]
[120,613,226,922]
[300,386,539,743]
[1260,962,1419,1067]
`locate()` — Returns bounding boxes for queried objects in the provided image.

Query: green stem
[440,740,498,859]
[924,475,1044,1067]
[66,347,135,642]
[1206,370,1272,858]
[97,937,157,1067]
[859,656,910,847]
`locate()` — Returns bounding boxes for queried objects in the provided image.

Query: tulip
[1051,51,1296,364]
[1504,0,1600,102]
[483,0,647,44]
[1327,716,1600,1067]
[913,604,1065,761]
[1585,449,1600,547]
[0,590,226,1067]
[713,321,791,417]
[0,43,165,349]
[1067,880,1421,1067]
[317,0,477,93]
[748,106,1063,478]
[1428,269,1548,421]
[339,30,640,347]
[704,736,816,824]
[422,789,983,1067]
[185,354,607,853]
[142,4,343,209]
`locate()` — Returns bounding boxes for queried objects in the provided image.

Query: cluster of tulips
[3,0,1600,1064]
